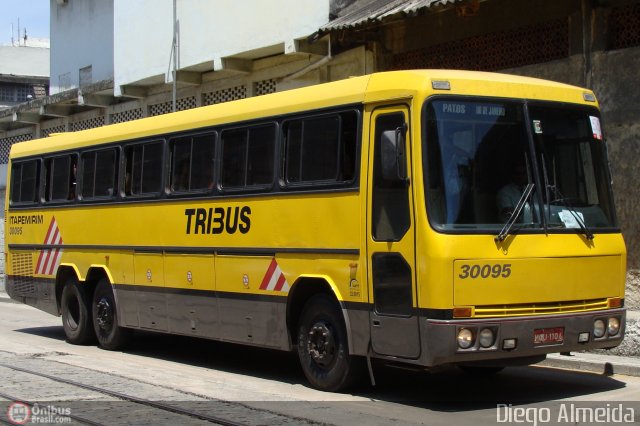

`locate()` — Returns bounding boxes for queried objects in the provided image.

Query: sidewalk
[1,281,639,377]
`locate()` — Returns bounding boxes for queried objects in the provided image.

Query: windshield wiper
[548,186,594,240]
[495,183,535,242]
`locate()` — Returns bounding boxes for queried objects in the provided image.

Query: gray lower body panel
[113,285,290,350]
[5,275,58,316]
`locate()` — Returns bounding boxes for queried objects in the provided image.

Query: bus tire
[60,278,95,345]
[297,294,362,392]
[92,279,131,350]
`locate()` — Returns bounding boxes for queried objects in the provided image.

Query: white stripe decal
[36,217,64,276]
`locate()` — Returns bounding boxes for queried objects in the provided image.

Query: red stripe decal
[259,258,278,290]
[273,273,287,292]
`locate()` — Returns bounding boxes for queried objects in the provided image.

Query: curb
[539,352,640,377]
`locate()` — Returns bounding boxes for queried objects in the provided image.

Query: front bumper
[420,308,626,367]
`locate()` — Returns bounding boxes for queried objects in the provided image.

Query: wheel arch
[55,264,113,314]
[55,265,80,315]
[286,275,354,354]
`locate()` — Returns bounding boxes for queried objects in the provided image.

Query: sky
[1,0,50,45]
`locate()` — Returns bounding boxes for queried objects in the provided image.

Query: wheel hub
[96,298,114,332]
[307,322,336,366]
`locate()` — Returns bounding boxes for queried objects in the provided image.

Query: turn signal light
[453,307,472,318]
[609,298,623,309]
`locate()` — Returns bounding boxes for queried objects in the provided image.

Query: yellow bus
[4,70,626,391]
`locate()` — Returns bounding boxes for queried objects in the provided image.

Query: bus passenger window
[286,116,339,182]
[283,110,358,185]
[124,141,164,196]
[170,133,215,192]
[10,160,40,204]
[246,125,275,187]
[44,155,77,202]
[221,129,246,188]
[339,111,358,181]
[81,149,117,199]
[220,124,275,191]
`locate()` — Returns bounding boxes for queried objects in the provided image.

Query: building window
[0,85,14,102]
[79,65,93,88]
[0,83,35,102]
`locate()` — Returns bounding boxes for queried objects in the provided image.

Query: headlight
[457,328,474,349]
[607,317,620,336]
[593,319,606,338]
[479,328,495,348]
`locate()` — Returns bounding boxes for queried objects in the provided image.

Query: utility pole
[172,0,178,112]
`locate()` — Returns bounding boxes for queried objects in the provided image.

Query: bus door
[367,106,420,359]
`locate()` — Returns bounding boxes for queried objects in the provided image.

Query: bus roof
[9,70,597,159]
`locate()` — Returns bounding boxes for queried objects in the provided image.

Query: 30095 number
[458,263,511,279]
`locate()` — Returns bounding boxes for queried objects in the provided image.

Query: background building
[0,43,49,110]
[0,0,638,283]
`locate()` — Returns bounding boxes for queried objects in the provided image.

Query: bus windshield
[424,99,617,233]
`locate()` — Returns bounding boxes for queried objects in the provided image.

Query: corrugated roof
[321,0,463,32]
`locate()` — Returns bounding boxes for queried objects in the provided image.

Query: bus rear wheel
[92,279,131,350]
[297,294,362,392]
[60,278,95,344]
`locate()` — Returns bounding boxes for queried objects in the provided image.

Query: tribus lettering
[184,206,251,235]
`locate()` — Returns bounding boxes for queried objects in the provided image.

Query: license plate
[534,327,564,345]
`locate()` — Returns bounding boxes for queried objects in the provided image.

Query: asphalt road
[1,299,638,425]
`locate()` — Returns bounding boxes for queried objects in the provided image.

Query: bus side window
[124,141,164,196]
[283,110,358,185]
[170,133,215,192]
[220,124,275,191]
[339,111,358,181]
[220,129,246,188]
[81,148,118,199]
[10,160,40,205]
[246,125,275,187]
[44,154,77,202]
[372,112,410,241]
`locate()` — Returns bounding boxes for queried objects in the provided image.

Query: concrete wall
[50,0,115,93]
[592,48,640,271]
[113,0,330,94]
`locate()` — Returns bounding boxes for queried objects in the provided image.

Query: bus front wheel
[92,279,131,350]
[60,278,95,345]
[296,294,362,392]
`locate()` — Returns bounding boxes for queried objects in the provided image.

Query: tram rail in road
[0,359,320,426]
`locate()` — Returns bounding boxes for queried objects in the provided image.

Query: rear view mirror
[381,124,408,182]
